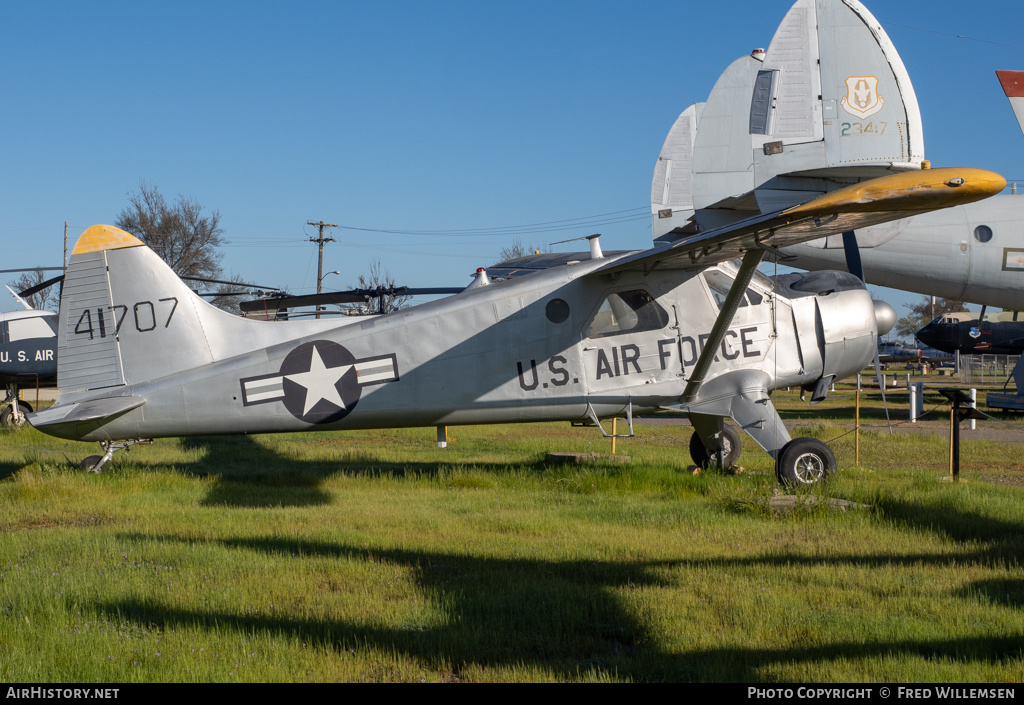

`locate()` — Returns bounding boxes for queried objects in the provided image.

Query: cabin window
[545,298,570,324]
[585,289,668,339]
[702,270,764,309]
[974,225,993,243]
[6,316,56,342]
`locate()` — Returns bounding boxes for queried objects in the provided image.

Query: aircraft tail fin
[996,70,1024,139]
[654,0,925,240]
[55,225,218,396]
[54,225,323,400]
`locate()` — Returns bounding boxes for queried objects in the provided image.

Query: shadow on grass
[97,532,1023,681]
[177,435,550,510]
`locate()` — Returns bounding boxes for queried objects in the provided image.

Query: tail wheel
[775,437,835,486]
[689,423,741,469]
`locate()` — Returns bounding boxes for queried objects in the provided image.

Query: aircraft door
[579,287,676,397]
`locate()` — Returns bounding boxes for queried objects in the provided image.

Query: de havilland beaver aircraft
[652,4,1024,312]
[27,0,1005,485]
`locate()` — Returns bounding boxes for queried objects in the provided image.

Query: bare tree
[115,182,225,280]
[341,259,411,315]
[496,237,539,263]
[6,270,60,312]
[895,296,968,340]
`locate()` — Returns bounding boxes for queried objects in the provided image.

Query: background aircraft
[26,0,1004,484]
[916,310,1024,355]
[0,288,57,426]
[652,48,1024,310]
[777,71,1024,310]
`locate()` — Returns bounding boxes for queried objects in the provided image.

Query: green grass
[1,416,1023,682]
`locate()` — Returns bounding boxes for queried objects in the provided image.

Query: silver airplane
[27,0,1005,485]
[651,0,1024,311]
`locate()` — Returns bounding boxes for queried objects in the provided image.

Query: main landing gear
[774,437,836,486]
[79,439,151,473]
[689,423,741,469]
[688,426,835,486]
[2,385,32,428]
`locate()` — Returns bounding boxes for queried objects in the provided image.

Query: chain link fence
[958,354,1020,389]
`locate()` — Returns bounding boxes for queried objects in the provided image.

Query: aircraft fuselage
[44,254,878,444]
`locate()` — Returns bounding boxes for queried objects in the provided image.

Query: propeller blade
[841,230,864,281]
[18,274,65,298]
[180,275,280,290]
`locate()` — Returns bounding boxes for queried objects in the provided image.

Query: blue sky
[3,0,1023,318]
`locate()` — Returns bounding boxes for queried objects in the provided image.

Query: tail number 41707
[73,297,178,340]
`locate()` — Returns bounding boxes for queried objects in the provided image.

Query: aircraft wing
[598,168,1005,277]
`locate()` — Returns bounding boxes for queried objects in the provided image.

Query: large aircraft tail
[997,70,1024,139]
[653,0,924,240]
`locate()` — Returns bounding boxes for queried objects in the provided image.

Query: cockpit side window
[585,289,669,339]
[703,270,763,309]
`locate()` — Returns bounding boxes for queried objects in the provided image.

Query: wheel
[689,424,741,469]
[0,402,31,428]
[80,455,104,473]
[775,437,835,486]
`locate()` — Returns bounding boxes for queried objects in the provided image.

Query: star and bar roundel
[239,340,399,424]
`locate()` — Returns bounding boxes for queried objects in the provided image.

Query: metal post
[909,383,917,423]
[611,418,617,455]
[969,388,977,431]
[436,425,447,448]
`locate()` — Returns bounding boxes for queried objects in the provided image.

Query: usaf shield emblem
[969,327,982,339]
[841,76,885,119]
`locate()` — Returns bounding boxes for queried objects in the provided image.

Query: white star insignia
[284,345,352,416]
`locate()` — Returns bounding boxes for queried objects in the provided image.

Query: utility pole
[307,220,337,319]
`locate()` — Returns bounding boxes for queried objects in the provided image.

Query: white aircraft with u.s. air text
[28,0,1005,485]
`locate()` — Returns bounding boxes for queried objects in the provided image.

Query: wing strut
[682,249,765,403]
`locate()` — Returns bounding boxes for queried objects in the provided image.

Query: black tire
[689,424,741,469]
[775,437,835,486]
[0,402,31,428]
[80,455,104,473]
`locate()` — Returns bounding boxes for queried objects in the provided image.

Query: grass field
[2,386,1023,682]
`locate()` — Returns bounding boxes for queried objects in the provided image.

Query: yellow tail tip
[71,225,145,256]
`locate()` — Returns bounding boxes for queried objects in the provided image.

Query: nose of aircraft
[873,300,896,337]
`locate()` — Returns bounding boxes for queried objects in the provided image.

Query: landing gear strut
[80,439,151,473]
[2,385,32,428]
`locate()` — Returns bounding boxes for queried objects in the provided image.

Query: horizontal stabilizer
[27,396,145,439]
